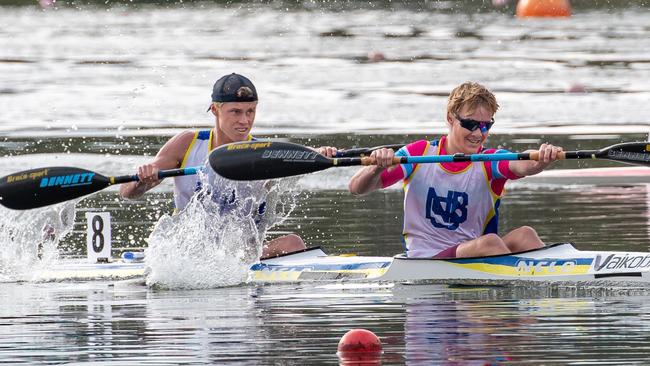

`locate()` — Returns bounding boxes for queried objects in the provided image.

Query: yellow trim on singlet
[180,131,200,169]
[437,137,473,175]
[480,162,503,201]
[480,162,501,232]
[207,129,214,154]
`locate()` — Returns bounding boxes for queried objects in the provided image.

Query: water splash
[144,169,301,289]
[0,201,76,282]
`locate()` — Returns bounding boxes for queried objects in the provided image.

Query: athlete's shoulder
[399,139,435,157]
[173,129,200,143]
[162,130,200,156]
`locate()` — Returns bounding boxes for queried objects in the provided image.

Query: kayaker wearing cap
[349,82,563,259]
[120,73,337,257]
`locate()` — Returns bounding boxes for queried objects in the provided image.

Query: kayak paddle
[0,166,201,210]
[0,145,398,210]
[209,140,650,181]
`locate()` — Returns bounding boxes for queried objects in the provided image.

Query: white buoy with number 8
[85,212,111,263]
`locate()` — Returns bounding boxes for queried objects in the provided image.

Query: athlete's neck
[213,128,232,149]
[442,135,461,155]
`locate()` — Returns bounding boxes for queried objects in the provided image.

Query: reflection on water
[400,284,650,364]
[4,280,650,364]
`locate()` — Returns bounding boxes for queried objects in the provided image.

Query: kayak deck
[33,260,145,282]
[252,248,392,282]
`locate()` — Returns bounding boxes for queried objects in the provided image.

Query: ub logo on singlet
[425,187,468,230]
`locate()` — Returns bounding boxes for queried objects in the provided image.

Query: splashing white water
[144,169,300,289]
[0,201,76,282]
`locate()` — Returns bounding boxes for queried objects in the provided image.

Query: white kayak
[251,243,650,284]
[33,243,650,285]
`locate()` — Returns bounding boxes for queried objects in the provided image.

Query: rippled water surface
[1,1,650,364]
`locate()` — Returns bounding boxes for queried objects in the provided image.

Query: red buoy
[516,0,571,18]
[337,329,382,364]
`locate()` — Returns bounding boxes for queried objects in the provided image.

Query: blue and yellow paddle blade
[0,167,111,210]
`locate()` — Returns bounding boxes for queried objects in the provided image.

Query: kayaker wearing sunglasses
[349,81,563,258]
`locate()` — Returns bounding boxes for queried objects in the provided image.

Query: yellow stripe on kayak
[447,262,592,277]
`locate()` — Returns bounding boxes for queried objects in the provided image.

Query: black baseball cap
[211,73,258,103]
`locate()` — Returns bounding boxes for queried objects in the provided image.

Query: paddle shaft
[335,144,404,157]
[345,148,650,166]
[117,151,574,182]
[210,140,650,181]
[110,166,202,184]
[343,150,575,166]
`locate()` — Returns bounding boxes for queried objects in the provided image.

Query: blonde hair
[447,82,499,116]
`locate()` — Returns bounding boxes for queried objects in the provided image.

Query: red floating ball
[337,329,382,354]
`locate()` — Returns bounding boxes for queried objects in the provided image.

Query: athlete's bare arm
[349,148,399,196]
[119,131,196,199]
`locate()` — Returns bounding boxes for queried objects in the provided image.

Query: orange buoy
[367,51,386,63]
[337,329,382,364]
[516,0,571,17]
[565,82,587,93]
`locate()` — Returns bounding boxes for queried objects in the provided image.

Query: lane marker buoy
[337,329,382,364]
[516,0,572,17]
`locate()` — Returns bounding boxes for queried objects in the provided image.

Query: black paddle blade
[0,167,110,210]
[209,141,334,180]
[599,142,650,166]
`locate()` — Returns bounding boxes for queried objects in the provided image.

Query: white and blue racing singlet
[174,130,266,222]
[380,136,519,258]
